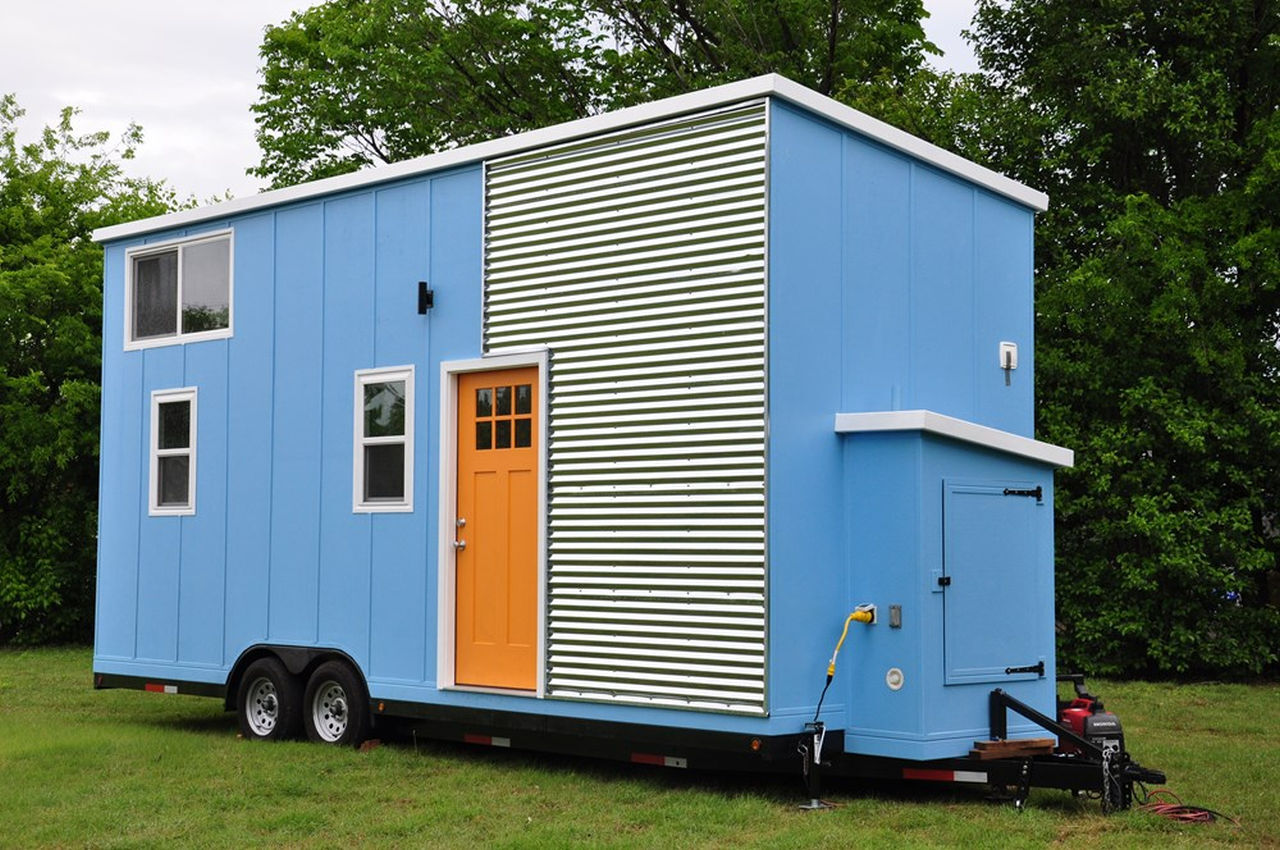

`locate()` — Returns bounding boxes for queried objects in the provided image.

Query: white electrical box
[999,341,1018,369]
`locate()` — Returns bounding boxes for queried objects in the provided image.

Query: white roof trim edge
[93,73,1048,244]
[834,410,1074,468]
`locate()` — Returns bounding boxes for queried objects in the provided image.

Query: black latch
[1004,661,1045,677]
[1003,486,1043,502]
[937,575,951,587]
[418,280,434,314]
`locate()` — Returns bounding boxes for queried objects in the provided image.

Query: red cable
[1138,788,1240,827]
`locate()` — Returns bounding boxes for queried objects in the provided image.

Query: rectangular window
[149,388,197,515]
[126,230,233,349]
[354,366,414,512]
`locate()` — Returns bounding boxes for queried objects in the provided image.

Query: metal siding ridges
[484,100,767,714]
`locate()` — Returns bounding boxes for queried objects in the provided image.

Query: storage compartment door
[942,480,1044,685]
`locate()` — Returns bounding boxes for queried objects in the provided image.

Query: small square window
[150,388,196,515]
[354,366,414,512]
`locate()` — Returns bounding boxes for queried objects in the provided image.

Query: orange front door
[455,367,538,689]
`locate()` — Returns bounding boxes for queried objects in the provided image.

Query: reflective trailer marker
[144,683,178,694]
[902,768,988,784]
[463,734,511,748]
[630,753,688,769]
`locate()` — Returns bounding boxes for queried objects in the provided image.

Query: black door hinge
[937,575,951,587]
[1003,486,1043,502]
[1004,661,1045,677]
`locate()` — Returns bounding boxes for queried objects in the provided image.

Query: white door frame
[436,349,549,695]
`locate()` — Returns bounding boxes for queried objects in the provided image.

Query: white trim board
[93,75,1048,244]
[834,410,1074,468]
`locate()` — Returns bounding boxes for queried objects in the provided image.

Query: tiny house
[93,74,1111,801]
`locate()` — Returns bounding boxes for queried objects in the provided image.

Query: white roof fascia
[92,74,1048,244]
[834,410,1074,468]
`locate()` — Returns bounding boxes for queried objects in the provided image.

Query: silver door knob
[453,539,466,551]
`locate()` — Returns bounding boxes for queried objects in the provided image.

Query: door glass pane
[181,238,231,333]
[364,381,405,437]
[495,385,511,416]
[158,455,190,506]
[364,443,405,500]
[514,418,531,448]
[475,388,492,417]
[475,421,492,450]
[158,400,190,449]
[134,252,178,339]
[515,384,532,415]
[495,419,511,449]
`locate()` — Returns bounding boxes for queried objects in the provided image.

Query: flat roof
[834,410,1074,467]
[92,74,1049,244]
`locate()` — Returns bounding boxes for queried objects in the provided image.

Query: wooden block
[969,738,1056,760]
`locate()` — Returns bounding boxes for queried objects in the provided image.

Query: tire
[237,657,302,741]
[303,660,369,746]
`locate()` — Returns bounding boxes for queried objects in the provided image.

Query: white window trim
[124,229,235,351]
[149,387,197,516]
[436,349,549,696]
[353,365,415,513]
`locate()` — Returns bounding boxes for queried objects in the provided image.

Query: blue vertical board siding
[766,104,852,716]
[420,168,484,683]
[841,433,924,743]
[135,345,185,661]
[771,102,1052,758]
[95,244,141,659]
[974,193,1035,435]
[909,167,976,423]
[368,180,434,683]
[224,214,275,662]
[178,340,228,666]
[842,138,911,412]
[269,204,325,644]
[317,194,376,662]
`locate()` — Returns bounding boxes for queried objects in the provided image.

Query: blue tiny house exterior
[93,76,1079,779]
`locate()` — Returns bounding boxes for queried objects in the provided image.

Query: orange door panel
[455,367,538,689]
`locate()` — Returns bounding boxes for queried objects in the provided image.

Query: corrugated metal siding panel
[484,101,768,714]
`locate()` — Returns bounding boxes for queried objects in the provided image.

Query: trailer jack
[798,721,832,810]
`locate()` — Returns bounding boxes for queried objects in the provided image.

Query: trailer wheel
[237,657,301,741]
[303,660,369,746]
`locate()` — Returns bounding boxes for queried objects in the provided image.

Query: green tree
[251,0,936,187]
[0,97,174,644]
[968,1,1280,675]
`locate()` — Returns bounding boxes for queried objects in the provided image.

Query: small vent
[484,101,768,714]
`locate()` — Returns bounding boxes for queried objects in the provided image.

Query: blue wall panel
[974,192,1035,434]
[841,433,923,742]
[177,340,228,666]
[317,194,376,662]
[766,105,852,717]
[224,214,275,663]
[95,244,142,659]
[910,167,976,422]
[268,204,325,644]
[420,168,485,684]
[843,139,911,412]
[135,345,185,661]
[368,180,434,683]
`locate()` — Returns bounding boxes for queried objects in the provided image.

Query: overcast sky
[0,0,977,202]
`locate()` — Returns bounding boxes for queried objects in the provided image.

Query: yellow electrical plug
[825,607,876,678]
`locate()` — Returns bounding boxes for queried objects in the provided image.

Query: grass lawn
[0,647,1275,848]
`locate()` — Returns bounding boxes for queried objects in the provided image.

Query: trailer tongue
[799,674,1165,812]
